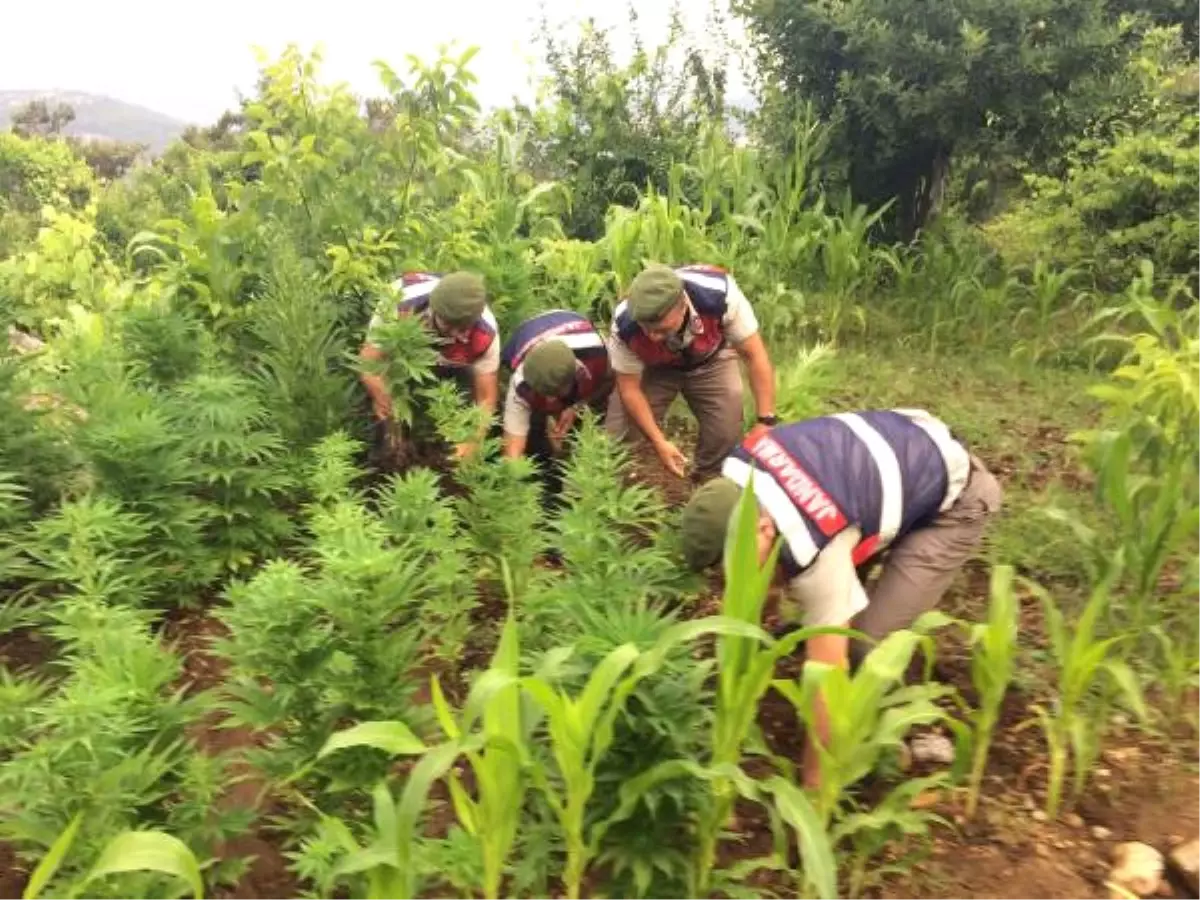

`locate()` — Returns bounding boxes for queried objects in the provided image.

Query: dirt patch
[159,607,301,899]
[0,626,57,675]
[0,843,28,900]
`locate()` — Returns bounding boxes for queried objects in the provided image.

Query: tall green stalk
[964,566,1019,818]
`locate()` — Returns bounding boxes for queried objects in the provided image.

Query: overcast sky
[1,0,748,125]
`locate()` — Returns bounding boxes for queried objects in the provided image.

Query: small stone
[1024,795,1036,811]
[1093,826,1114,841]
[1103,747,1140,766]
[1036,843,1052,858]
[1110,842,1165,897]
[1032,810,1048,823]
[910,733,956,766]
[1097,767,1113,778]
[1111,713,1130,728]
[1167,838,1199,896]
[1065,813,1085,829]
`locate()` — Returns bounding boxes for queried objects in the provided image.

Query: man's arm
[501,379,531,460]
[735,333,775,424]
[616,373,686,477]
[723,274,774,436]
[802,631,850,788]
[787,529,868,789]
[359,343,393,420]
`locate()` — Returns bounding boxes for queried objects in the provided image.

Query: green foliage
[1024,565,1149,818]
[526,5,731,240]
[0,131,94,256]
[214,434,472,789]
[0,600,246,898]
[737,0,1128,238]
[999,26,1198,283]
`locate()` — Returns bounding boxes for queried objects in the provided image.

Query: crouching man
[359,270,500,460]
[500,310,612,460]
[679,409,1002,787]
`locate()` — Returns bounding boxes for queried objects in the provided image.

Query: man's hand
[550,407,577,442]
[372,395,393,422]
[453,441,477,461]
[654,439,688,478]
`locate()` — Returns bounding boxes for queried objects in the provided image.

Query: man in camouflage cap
[360,270,500,461]
[606,262,777,481]
[679,408,1001,790]
[499,309,611,460]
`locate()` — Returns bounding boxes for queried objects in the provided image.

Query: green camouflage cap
[430,271,487,326]
[628,264,684,322]
[680,477,744,570]
[524,339,577,397]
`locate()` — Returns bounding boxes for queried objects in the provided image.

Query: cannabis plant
[216,434,461,790]
[0,599,246,898]
[170,371,297,573]
[245,247,356,450]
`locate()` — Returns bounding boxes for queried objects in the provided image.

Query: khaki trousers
[605,349,744,480]
[851,454,1004,654]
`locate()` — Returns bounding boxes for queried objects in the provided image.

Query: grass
[813,346,1107,591]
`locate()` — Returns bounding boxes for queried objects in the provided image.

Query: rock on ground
[1110,842,1165,898]
[910,733,956,765]
[1167,838,1199,896]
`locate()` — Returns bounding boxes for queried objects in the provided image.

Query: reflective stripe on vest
[725,409,967,573]
[504,311,608,413]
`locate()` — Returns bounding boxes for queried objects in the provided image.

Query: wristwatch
[756,414,779,427]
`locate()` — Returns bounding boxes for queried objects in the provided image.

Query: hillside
[0,90,187,152]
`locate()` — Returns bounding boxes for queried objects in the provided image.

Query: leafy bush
[0,599,247,898]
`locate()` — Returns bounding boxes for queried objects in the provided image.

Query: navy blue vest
[501,311,609,413]
[722,410,968,576]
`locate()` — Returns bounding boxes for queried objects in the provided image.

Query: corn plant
[427,611,527,899]
[772,628,954,829]
[827,774,950,897]
[313,606,526,900]
[604,478,853,897]
[1023,562,1149,818]
[1149,600,1200,728]
[24,816,205,900]
[522,613,767,900]
[963,565,1020,818]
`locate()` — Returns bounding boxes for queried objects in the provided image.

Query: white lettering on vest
[749,436,847,536]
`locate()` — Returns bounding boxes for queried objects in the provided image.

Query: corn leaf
[23,813,83,900]
[318,720,427,758]
[86,831,204,899]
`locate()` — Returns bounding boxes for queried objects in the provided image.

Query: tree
[1109,0,1198,51]
[521,2,731,239]
[735,0,1128,239]
[11,99,76,138]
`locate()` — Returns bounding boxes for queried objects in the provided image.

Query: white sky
[1,0,748,124]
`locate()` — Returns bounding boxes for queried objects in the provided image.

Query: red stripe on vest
[851,534,881,566]
[745,434,848,537]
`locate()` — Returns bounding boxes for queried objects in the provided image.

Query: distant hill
[0,90,188,152]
